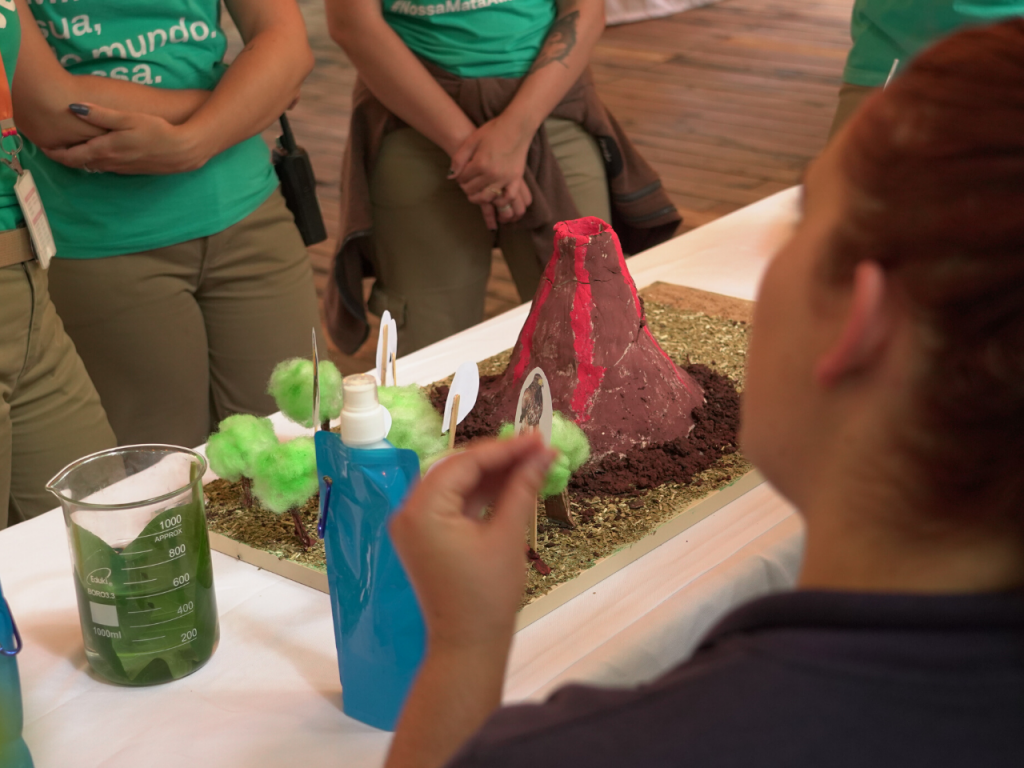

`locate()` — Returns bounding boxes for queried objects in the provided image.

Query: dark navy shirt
[449,590,1024,767]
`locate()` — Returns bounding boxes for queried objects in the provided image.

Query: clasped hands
[449,115,534,230]
[42,103,209,176]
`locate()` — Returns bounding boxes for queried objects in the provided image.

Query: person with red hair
[381,19,1024,768]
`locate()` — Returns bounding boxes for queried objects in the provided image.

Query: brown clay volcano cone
[493,217,704,456]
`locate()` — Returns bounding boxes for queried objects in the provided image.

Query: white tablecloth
[0,187,804,768]
[606,0,718,26]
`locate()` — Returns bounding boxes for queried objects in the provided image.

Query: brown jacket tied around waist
[325,62,681,355]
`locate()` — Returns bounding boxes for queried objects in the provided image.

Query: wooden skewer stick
[391,354,397,388]
[447,394,460,450]
[380,324,389,386]
[530,499,539,552]
[884,58,899,89]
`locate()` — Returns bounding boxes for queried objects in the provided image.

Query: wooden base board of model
[207,281,759,633]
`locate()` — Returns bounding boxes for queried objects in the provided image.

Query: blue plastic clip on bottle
[0,576,35,768]
[315,374,426,731]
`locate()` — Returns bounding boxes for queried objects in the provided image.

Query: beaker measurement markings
[137,526,183,539]
[130,611,190,629]
[159,514,183,530]
[123,578,157,586]
[122,552,187,571]
[126,606,158,614]
[123,549,153,556]
[135,631,199,656]
[134,575,191,600]
[131,635,166,643]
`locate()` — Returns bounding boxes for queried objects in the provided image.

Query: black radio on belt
[273,114,328,247]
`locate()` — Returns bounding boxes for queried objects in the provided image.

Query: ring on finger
[82,165,100,174]
[497,204,513,214]
[486,186,503,200]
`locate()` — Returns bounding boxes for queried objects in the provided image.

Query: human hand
[495,177,533,224]
[478,202,497,232]
[389,436,555,651]
[42,103,210,175]
[476,178,532,229]
[449,116,533,209]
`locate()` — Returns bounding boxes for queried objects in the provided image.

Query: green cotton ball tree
[206,414,278,481]
[250,436,318,514]
[377,385,447,465]
[251,436,319,549]
[498,412,591,497]
[267,358,343,428]
[551,412,591,472]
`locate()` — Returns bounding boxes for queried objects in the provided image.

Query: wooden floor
[251,0,853,373]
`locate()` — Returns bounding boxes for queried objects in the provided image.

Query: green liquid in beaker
[70,500,219,686]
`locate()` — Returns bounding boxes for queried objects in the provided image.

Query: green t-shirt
[0,1,21,232]
[385,0,555,78]
[21,0,277,259]
[844,0,1024,86]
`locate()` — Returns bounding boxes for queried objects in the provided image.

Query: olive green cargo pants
[0,260,116,528]
[46,189,325,450]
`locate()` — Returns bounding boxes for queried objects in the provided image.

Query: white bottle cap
[340,374,390,446]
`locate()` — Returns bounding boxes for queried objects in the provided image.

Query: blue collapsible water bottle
[0,576,34,768]
[315,374,425,731]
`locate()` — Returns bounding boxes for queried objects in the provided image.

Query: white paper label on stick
[514,367,552,445]
[442,361,480,434]
[375,310,392,384]
[14,169,55,268]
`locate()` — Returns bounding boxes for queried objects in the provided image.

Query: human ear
[814,260,890,388]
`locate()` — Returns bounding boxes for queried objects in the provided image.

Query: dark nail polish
[69,103,90,116]
[447,168,456,178]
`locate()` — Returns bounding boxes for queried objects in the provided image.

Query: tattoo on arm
[528,10,580,74]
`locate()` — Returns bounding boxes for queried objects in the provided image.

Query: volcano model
[491,217,705,456]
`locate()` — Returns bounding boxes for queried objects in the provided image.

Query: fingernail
[69,103,90,116]
[447,168,455,178]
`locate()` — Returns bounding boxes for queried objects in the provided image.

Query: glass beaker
[47,445,219,686]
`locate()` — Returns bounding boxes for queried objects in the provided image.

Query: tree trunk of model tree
[490,217,705,457]
[544,490,574,527]
[240,476,254,510]
[290,508,314,550]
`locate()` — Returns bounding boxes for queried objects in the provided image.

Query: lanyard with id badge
[0,49,56,268]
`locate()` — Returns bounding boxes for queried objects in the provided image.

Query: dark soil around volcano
[429,363,740,498]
